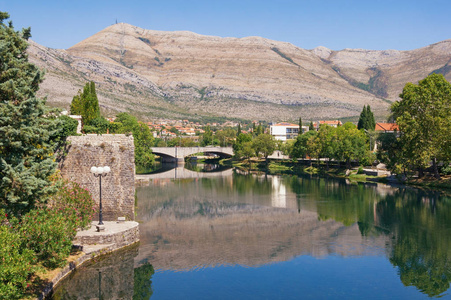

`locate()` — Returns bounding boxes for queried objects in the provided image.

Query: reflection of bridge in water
[151,146,234,163]
[136,166,234,180]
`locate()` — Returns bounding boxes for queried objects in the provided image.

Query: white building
[270,122,301,141]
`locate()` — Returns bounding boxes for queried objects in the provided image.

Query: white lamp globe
[90,166,97,174]
[104,166,111,174]
[97,167,104,174]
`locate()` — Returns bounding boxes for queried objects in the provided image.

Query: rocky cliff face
[28,23,451,121]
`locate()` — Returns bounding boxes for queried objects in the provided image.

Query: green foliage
[0,12,61,216]
[291,130,316,159]
[201,126,213,146]
[83,116,111,134]
[0,211,37,300]
[357,105,376,130]
[58,115,78,137]
[133,263,155,300]
[252,133,276,161]
[391,73,451,178]
[309,121,315,131]
[233,133,253,158]
[70,81,100,126]
[17,180,95,269]
[215,128,236,147]
[114,113,155,169]
[357,166,364,174]
[17,208,75,269]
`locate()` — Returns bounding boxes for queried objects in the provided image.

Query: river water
[52,166,451,299]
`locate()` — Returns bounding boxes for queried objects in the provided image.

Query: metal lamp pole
[91,166,111,227]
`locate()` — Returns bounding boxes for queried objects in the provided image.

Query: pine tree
[0,12,59,215]
[357,105,367,130]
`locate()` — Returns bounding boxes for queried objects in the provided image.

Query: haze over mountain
[27,23,451,122]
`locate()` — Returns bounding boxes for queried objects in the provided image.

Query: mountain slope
[28,23,451,122]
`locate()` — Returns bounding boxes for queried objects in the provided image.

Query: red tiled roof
[375,123,399,131]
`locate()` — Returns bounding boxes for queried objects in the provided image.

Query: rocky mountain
[27,23,451,122]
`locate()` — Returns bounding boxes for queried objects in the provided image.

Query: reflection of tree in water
[133,263,155,300]
[287,175,451,297]
[376,190,451,297]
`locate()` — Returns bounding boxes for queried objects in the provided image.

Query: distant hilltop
[28,23,451,122]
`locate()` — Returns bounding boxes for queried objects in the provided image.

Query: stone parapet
[73,221,139,249]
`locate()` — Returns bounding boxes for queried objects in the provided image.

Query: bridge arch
[151,147,234,163]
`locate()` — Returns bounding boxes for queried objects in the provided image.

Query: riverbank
[35,221,139,300]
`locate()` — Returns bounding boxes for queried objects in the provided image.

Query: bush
[18,208,76,269]
[0,211,37,300]
[48,180,96,230]
[441,165,451,175]
[357,166,365,174]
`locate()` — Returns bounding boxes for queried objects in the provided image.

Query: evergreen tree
[70,81,100,126]
[358,105,376,130]
[0,12,59,215]
[309,121,315,131]
[357,105,367,130]
[237,124,241,135]
[366,105,376,130]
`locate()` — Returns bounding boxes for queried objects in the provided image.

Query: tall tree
[201,126,213,146]
[391,74,451,179]
[309,121,315,131]
[252,133,276,163]
[237,123,241,135]
[70,81,100,126]
[357,105,368,130]
[366,105,376,130]
[0,12,59,215]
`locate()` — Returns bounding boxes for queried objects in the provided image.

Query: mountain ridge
[27,23,451,122]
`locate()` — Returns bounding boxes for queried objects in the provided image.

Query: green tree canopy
[391,73,451,179]
[252,133,276,162]
[0,12,60,215]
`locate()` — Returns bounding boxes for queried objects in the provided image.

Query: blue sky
[1,0,450,51]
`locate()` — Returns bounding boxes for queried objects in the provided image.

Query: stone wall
[59,134,135,221]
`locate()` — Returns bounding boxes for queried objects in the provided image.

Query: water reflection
[55,169,451,298]
[135,172,451,297]
[50,245,154,299]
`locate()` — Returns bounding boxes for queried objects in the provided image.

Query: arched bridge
[151,147,234,163]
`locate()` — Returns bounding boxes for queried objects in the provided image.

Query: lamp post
[91,165,110,229]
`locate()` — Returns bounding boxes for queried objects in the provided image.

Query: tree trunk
[418,167,424,178]
[432,157,441,180]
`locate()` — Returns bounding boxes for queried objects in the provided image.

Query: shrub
[357,166,365,174]
[0,211,37,300]
[441,165,451,175]
[18,208,76,269]
[48,180,96,230]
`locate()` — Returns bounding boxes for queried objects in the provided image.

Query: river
[52,165,451,299]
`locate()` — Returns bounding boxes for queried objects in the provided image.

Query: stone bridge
[151,146,234,163]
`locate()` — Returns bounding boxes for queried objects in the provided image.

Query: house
[313,120,342,130]
[375,123,399,133]
[270,122,300,141]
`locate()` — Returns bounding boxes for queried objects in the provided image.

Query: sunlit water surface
[52,166,451,299]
